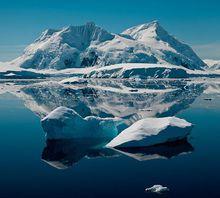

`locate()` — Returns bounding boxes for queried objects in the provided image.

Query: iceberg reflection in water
[114,139,194,161]
[42,138,193,169]
[42,138,119,169]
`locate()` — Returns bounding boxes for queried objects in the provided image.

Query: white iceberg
[145,185,169,193]
[106,117,192,148]
[41,106,122,140]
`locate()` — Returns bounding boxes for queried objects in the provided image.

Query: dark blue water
[0,80,219,198]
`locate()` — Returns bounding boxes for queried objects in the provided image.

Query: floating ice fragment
[60,77,88,85]
[107,117,192,148]
[145,185,169,193]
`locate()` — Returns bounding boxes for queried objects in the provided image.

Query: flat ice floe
[106,117,192,148]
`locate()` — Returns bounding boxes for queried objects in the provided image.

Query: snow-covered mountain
[204,59,220,70]
[10,21,206,70]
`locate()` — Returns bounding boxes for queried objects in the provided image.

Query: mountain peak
[63,21,96,30]
[85,21,96,27]
[121,20,167,41]
[143,20,160,28]
[36,22,114,51]
[36,28,59,42]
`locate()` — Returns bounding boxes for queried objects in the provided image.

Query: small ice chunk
[145,185,169,193]
[60,77,88,85]
[4,72,16,77]
[106,117,192,148]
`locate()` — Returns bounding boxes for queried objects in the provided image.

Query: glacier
[85,63,191,78]
[83,63,220,79]
[1,63,219,80]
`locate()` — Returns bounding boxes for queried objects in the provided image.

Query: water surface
[0,79,219,198]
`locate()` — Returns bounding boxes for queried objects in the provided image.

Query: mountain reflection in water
[1,78,219,169]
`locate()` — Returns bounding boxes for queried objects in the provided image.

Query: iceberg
[106,117,192,148]
[42,107,192,149]
[41,106,122,140]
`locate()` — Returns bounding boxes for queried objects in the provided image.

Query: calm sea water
[0,79,219,198]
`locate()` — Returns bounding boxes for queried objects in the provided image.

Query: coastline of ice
[1,63,219,80]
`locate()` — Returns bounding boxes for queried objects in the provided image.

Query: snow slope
[9,21,206,70]
[204,59,220,70]
[122,21,205,70]
[84,63,220,79]
[85,63,191,78]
